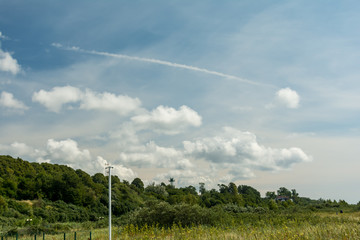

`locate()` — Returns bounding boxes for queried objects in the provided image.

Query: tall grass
[115,212,360,239]
[2,212,360,239]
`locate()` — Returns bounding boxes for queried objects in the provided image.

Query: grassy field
[116,212,360,239]
[2,211,360,239]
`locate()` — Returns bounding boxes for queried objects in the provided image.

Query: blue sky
[1,1,360,203]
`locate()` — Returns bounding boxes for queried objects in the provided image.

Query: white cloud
[0,33,20,74]
[96,156,136,180]
[109,123,141,149]
[153,169,212,187]
[32,86,141,115]
[45,139,136,180]
[80,89,141,116]
[183,127,312,180]
[0,142,45,159]
[0,49,21,75]
[119,141,193,170]
[0,138,100,171]
[46,138,92,164]
[225,168,256,181]
[0,91,28,110]
[275,87,300,109]
[132,105,202,134]
[32,86,83,112]
[0,139,137,180]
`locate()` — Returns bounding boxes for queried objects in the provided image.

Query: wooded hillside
[0,155,357,233]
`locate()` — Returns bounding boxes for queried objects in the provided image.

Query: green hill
[0,155,357,235]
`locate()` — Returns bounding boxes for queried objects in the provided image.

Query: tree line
[0,155,356,230]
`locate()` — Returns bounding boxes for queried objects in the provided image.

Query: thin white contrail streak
[52,43,273,88]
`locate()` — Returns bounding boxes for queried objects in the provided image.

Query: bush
[7,200,32,215]
[124,202,232,228]
[0,195,7,213]
[222,203,248,213]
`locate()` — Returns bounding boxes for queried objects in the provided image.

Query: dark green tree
[238,185,261,206]
[131,177,144,192]
[199,182,206,195]
[228,182,238,195]
[266,191,276,199]
[277,187,292,197]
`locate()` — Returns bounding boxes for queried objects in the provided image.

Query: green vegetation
[1,155,359,239]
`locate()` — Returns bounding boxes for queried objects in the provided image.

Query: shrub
[124,202,232,228]
[7,200,32,216]
[0,195,7,213]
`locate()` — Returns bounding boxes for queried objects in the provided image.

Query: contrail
[52,43,272,87]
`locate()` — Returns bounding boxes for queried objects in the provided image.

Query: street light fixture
[105,165,113,240]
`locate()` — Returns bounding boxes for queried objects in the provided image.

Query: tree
[199,182,206,195]
[291,189,299,203]
[228,182,238,195]
[268,199,278,210]
[181,186,197,195]
[92,173,108,187]
[0,195,7,214]
[131,177,144,192]
[238,185,261,206]
[218,184,228,194]
[145,183,169,200]
[112,182,142,215]
[277,187,291,197]
[266,191,276,199]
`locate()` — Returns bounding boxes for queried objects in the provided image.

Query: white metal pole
[106,166,113,240]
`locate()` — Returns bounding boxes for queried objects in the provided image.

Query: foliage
[118,211,360,239]
[1,154,359,238]
[130,178,144,192]
[124,201,231,228]
[238,185,261,206]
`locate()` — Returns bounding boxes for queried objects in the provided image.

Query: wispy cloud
[52,43,273,88]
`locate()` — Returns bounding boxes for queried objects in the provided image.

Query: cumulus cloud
[0,142,45,160]
[132,105,202,134]
[0,139,137,180]
[45,139,136,179]
[32,86,141,115]
[112,124,311,184]
[0,91,28,110]
[46,138,92,164]
[32,86,82,112]
[226,168,256,180]
[119,141,193,170]
[96,156,136,180]
[153,169,214,187]
[109,123,141,150]
[183,127,312,181]
[0,34,21,75]
[0,49,21,75]
[275,87,300,109]
[80,89,141,116]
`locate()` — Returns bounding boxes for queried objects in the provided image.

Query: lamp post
[105,166,113,240]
